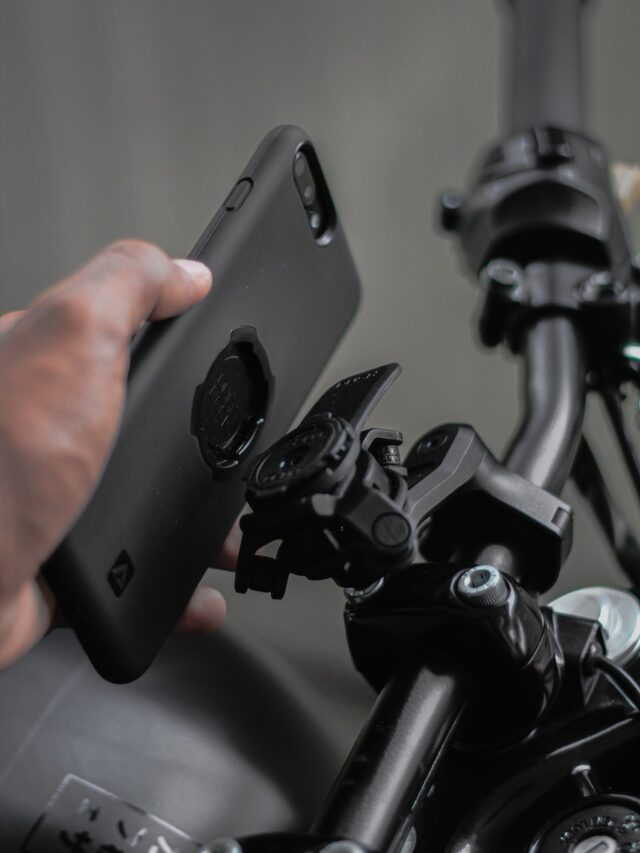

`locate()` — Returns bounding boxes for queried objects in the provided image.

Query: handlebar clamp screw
[580,271,622,301]
[457,565,509,607]
[484,259,522,293]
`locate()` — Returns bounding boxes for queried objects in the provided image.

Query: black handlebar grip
[505,0,589,133]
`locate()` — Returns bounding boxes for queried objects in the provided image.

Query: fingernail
[173,258,212,284]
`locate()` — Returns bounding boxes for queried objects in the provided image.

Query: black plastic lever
[302,363,400,433]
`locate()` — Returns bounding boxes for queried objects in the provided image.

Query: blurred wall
[2,0,640,734]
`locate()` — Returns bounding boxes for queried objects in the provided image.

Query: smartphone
[44,125,361,682]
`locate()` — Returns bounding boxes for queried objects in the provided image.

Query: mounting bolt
[344,577,385,605]
[484,259,522,293]
[439,192,462,231]
[580,271,622,301]
[572,764,599,799]
[457,565,509,607]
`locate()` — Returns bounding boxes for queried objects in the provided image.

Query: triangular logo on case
[108,550,135,598]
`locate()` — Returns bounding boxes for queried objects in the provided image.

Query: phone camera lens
[294,152,317,208]
[294,154,306,178]
[303,183,316,206]
[293,148,330,238]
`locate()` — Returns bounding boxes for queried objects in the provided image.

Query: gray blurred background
[2,0,640,743]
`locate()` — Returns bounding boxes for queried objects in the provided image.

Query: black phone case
[44,125,361,682]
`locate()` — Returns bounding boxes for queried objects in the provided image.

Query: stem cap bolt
[457,565,509,607]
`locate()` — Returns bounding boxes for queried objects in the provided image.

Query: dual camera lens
[293,149,331,239]
[294,152,317,208]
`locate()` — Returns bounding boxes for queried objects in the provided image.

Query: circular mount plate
[247,415,354,500]
[191,327,273,477]
[530,796,640,852]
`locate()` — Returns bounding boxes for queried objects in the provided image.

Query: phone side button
[223,178,253,211]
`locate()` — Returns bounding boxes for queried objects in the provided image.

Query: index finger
[39,240,212,344]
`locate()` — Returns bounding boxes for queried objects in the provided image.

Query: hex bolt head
[484,259,521,292]
[457,565,509,607]
[580,271,621,301]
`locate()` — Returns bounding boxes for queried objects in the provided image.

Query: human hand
[0,240,234,670]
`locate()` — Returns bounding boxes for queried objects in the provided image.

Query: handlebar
[311,656,466,851]
[464,300,586,588]
[506,0,588,133]
[503,312,586,496]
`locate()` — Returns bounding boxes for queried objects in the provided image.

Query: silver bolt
[320,843,365,853]
[344,577,385,604]
[485,259,521,291]
[623,343,640,364]
[572,836,619,853]
[202,840,243,853]
[572,764,598,798]
[457,565,509,607]
[399,827,417,853]
[581,271,621,301]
